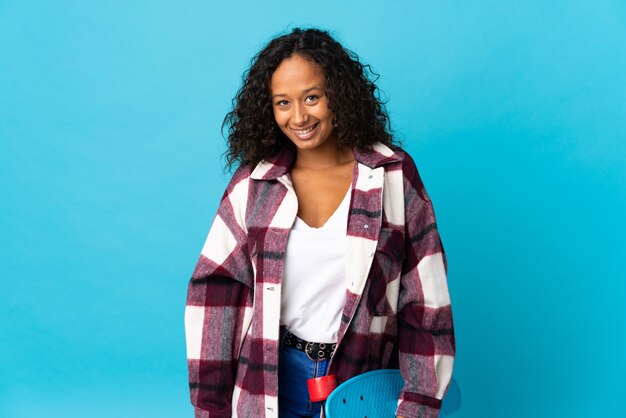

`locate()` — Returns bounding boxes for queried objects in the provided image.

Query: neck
[293,142,354,170]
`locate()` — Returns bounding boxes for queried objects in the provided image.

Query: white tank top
[280,186,351,343]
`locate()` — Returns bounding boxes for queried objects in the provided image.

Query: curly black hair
[221,27,397,171]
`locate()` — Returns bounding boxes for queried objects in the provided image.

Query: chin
[292,139,321,148]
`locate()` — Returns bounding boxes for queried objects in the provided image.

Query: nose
[292,102,309,126]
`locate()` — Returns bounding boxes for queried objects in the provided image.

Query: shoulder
[385,144,418,170]
[216,163,256,212]
[354,142,415,171]
[224,162,255,190]
[380,144,430,202]
[356,142,425,192]
[368,143,421,181]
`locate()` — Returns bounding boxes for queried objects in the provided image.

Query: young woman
[185,28,455,418]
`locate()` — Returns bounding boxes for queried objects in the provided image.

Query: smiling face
[270,54,338,153]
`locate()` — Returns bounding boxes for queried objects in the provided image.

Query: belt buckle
[304,341,318,361]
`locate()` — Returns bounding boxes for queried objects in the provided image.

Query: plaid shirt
[185,143,455,418]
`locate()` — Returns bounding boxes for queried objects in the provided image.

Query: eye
[275,100,288,106]
[305,95,319,102]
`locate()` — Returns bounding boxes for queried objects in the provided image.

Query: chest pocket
[246,228,289,283]
[366,226,405,316]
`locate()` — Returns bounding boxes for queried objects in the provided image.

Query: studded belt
[283,330,337,361]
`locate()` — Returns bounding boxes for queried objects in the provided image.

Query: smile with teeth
[291,122,319,139]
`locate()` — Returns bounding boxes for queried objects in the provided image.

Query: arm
[395,155,455,418]
[185,169,254,418]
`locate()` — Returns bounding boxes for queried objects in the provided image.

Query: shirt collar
[250,142,402,180]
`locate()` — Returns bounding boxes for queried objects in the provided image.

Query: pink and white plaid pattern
[185,143,455,418]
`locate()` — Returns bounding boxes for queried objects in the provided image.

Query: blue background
[1,1,625,417]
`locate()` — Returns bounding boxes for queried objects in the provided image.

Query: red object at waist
[307,375,338,402]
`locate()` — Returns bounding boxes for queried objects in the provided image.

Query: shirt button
[368,175,373,179]
[364,224,369,229]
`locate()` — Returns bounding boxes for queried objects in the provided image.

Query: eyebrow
[271,86,323,99]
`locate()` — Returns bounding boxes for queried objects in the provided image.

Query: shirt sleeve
[395,153,455,418]
[184,168,254,418]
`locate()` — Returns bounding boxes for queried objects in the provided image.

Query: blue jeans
[278,327,330,418]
